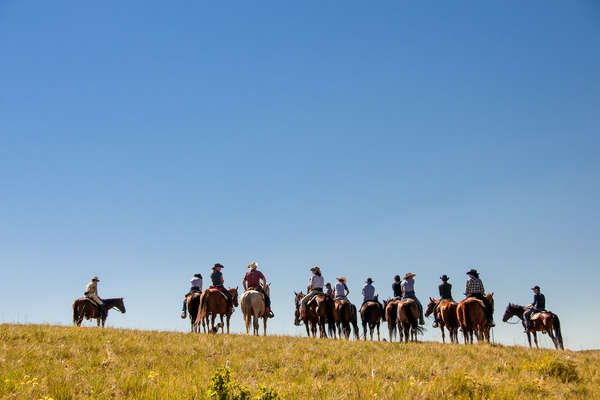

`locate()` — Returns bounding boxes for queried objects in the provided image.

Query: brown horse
[196,287,238,334]
[383,299,400,342]
[72,297,126,328]
[424,298,459,343]
[185,292,205,333]
[360,300,382,341]
[457,293,494,344]
[293,291,334,338]
[502,303,564,350]
[397,299,421,342]
[333,299,355,339]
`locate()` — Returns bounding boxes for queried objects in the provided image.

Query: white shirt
[334,282,347,297]
[309,274,324,290]
[190,277,202,290]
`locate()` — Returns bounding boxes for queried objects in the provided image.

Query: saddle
[207,287,229,301]
[530,311,547,321]
[245,287,265,301]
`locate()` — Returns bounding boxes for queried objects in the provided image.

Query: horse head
[117,298,126,313]
[264,282,271,297]
[230,287,239,307]
[502,302,521,322]
[424,297,438,317]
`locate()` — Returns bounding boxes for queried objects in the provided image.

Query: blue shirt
[210,270,223,286]
[362,284,375,301]
[401,278,415,294]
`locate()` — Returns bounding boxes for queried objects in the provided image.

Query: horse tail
[72,300,79,325]
[198,292,208,322]
[553,313,564,350]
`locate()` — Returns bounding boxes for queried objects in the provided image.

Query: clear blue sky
[1,1,599,349]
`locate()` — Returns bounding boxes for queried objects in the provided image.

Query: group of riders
[82,265,546,333]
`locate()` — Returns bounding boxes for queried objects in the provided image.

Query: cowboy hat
[194,273,202,278]
[403,272,416,280]
[440,274,449,281]
[248,262,258,269]
[336,277,347,283]
[213,263,224,269]
[310,266,320,273]
[531,285,541,290]
[366,277,373,284]
[466,268,478,276]
[92,276,99,282]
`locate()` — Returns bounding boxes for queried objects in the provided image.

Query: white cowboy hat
[248,262,259,269]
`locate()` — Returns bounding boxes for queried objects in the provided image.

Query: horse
[348,303,360,340]
[240,283,271,336]
[383,299,400,342]
[332,298,353,339]
[396,298,421,342]
[185,292,205,333]
[196,287,238,334]
[424,298,459,344]
[293,291,334,338]
[502,303,564,350]
[360,299,382,341]
[457,293,494,344]
[72,297,126,328]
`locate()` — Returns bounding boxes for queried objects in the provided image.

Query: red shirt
[244,269,265,288]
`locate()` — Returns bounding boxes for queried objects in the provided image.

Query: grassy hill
[0,324,598,399]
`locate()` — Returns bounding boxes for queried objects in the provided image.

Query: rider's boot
[432,319,439,328]
[265,307,274,318]
[181,310,187,319]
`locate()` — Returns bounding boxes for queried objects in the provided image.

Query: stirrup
[181,311,187,319]
[432,321,439,328]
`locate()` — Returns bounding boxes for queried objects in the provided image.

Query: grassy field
[0,324,598,400]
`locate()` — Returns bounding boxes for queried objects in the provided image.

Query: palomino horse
[293,291,334,338]
[240,283,271,336]
[72,297,126,328]
[502,303,564,350]
[424,298,459,344]
[457,293,494,344]
[185,292,205,333]
[196,287,239,334]
[383,299,400,342]
[397,298,421,342]
[332,298,355,340]
[360,300,382,341]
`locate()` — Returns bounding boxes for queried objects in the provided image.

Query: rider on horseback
[211,263,233,308]
[361,278,383,314]
[392,275,402,299]
[243,262,274,318]
[465,268,495,327]
[85,276,106,317]
[334,277,349,300]
[432,274,454,328]
[524,285,545,332]
[401,273,425,325]
[300,266,324,318]
[181,273,203,319]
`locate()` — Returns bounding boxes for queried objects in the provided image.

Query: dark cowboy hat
[531,285,541,290]
[440,274,449,281]
[366,278,373,284]
[466,269,479,277]
[92,276,100,282]
[310,266,321,273]
[194,273,202,278]
[213,263,224,269]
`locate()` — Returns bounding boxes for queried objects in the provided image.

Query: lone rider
[392,275,402,299]
[432,274,454,328]
[181,273,203,319]
[300,266,324,318]
[465,268,495,327]
[242,262,274,318]
[334,277,349,300]
[524,285,545,332]
[211,263,233,308]
[85,276,106,316]
[401,273,425,325]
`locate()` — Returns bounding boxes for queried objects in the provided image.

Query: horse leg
[304,321,310,337]
[547,327,558,349]
[376,323,380,341]
[533,332,539,349]
[244,313,250,334]
[253,314,259,336]
[526,332,532,348]
[440,325,445,344]
[362,321,367,341]
[222,314,227,334]
[263,316,267,336]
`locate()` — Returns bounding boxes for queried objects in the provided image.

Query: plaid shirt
[465,277,485,296]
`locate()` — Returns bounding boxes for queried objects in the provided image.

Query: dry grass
[1,324,598,399]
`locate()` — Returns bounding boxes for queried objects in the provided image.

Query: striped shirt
[465,277,485,296]
[362,284,375,301]
[309,274,324,290]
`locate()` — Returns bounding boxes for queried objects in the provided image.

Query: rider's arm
[243,276,247,290]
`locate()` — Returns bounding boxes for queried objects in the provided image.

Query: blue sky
[1,1,599,349]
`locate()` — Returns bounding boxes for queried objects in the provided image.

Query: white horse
[240,283,271,336]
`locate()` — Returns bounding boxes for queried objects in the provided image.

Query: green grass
[1,324,598,399]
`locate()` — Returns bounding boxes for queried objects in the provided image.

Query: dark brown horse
[360,300,382,341]
[424,298,459,343]
[196,287,238,334]
[397,299,421,342]
[383,299,400,342]
[333,299,355,339]
[502,303,564,350]
[293,291,334,338]
[185,292,205,333]
[72,297,126,328]
[457,293,494,344]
